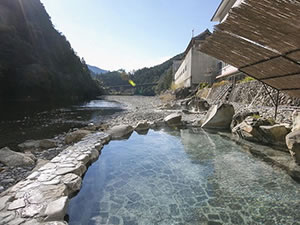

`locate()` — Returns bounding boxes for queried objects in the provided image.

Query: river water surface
[0,99,123,149]
[67,129,300,225]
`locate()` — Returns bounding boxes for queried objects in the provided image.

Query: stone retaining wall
[196,80,300,124]
[0,132,111,225]
[202,81,300,107]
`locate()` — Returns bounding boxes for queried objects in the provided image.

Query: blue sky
[40,0,221,71]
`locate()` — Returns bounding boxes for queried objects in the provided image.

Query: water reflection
[68,129,300,225]
[0,99,123,148]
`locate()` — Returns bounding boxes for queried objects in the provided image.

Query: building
[211,0,245,81]
[173,29,220,88]
[198,0,300,122]
[211,0,245,23]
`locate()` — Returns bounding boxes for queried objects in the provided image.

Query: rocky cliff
[0,0,99,102]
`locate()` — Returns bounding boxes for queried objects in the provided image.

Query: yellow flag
[128,79,136,87]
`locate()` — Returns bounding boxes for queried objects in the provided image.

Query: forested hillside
[0,0,99,102]
[97,53,183,95]
[87,65,108,76]
[98,71,129,87]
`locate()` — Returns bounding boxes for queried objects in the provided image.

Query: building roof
[211,0,238,22]
[183,29,211,57]
[201,0,300,97]
[193,29,212,41]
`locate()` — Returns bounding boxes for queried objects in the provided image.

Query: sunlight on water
[79,100,123,109]
[67,129,300,225]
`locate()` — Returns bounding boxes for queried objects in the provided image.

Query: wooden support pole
[275,90,280,121]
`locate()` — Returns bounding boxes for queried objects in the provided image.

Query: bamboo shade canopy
[200,0,300,97]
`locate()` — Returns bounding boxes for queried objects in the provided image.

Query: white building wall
[174,47,220,88]
[174,49,192,88]
[191,48,220,85]
[217,63,239,79]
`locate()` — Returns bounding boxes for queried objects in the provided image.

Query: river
[0,98,124,149]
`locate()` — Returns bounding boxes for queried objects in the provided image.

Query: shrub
[239,76,255,83]
[199,82,209,89]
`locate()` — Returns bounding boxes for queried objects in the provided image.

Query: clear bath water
[67,129,300,225]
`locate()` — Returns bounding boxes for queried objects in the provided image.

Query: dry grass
[212,80,229,88]
[171,82,183,91]
[159,92,176,103]
[196,87,210,99]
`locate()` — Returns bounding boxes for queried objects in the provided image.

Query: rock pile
[229,110,300,165]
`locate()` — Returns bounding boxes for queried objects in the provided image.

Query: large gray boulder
[135,121,150,132]
[135,121,150,135]
[232,116,273,142]
[65,130,91,144]
[286,130,300,164]
[0,147,36,167]
[18,139,57,152]
[39,139,58,149]
[201,104,234,130]
[164,113,182,126]
[232,119,262,142]
[260,124,290,147]
[233,116,290,150]
[107,125,134,140]
[18,140,39,151]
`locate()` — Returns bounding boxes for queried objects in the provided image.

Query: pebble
[1,179,15,184]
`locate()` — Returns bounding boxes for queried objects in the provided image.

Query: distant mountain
[0,0,99,102]
[133,53,183,95]
[87,65,108,75]
[96,53,184,95]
